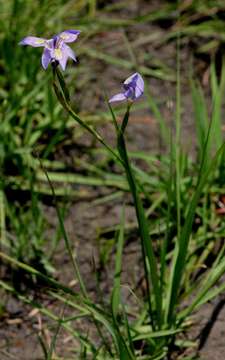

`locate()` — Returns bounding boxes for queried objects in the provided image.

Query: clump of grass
[0,0,104,268]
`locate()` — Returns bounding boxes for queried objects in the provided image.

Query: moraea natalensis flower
[19,30,80,70]
[109,72,144,103]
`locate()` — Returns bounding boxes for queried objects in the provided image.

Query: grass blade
[111,206,125,317]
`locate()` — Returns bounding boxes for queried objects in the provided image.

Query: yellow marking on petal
[35,39,45,45]
[60,34,69,40]
[54,48,63,59]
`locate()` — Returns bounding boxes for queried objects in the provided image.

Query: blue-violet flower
[109,73,144,103]
[19,30,80,70]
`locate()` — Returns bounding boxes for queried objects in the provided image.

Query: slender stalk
[165,128,225,325]
[117,107,161,329]
[51,66,161,328]
[160,130,173,296]
[175,36,181,240]
[0,251,79,297]
[38,156,88,299]
[52,66,123,166]
[39,156,116,356]
[0,190,6,246]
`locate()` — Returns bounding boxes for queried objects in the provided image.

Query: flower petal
[41,48,52,69]
[124,88,135,99]
[19,36,46,47]
[45,38,55,50]
[56,50,69,71]
[109,93,127,103]
[134,73,144,98]
[52,43,77,70]
[58,30,81,43]
[123,72,138,86]
[123,72,144,100]
[62,43,77,62]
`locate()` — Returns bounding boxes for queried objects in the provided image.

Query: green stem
[175,36,181,241]
[117,108,161,329]
[52,66,123,166]
[39,157,88,299]
[51,66,161,328]
[0,190,6,246]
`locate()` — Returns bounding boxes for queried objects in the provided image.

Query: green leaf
[111,206,125,317]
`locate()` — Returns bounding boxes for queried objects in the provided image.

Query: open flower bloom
[19,30,80,70]
[109,73,144,103]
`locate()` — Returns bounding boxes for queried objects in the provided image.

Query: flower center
[54,48,63,60]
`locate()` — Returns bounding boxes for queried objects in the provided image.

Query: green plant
[2,48,223,358]
[1,2,225,358]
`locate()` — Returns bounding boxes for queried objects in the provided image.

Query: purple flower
[19,30,80,70]
[109,73,144,103]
